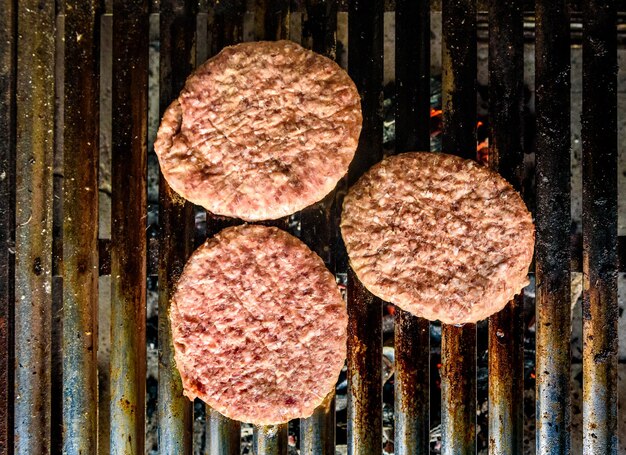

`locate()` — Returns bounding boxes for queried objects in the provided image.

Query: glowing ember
[430,108,443,117]
[477,138,489,164]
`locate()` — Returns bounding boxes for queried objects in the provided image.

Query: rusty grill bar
[581,0,619,453]
[440,0,478,454]
[13,1,55,454]
[158,1,197,454]
[535,1,572,454]
[253,424,288,455]
[298,1,339,454]
[394,0,431,454]
[203,1,246,451]
[110,1,149,453]
[208,411,241,455]
[62,1,99,453]
[487,1,525,454]
[0,0,15,452]
[346,1,384,454]
[0,1,624,455]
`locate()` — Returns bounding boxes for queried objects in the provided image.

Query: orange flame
[430,108,442,118]
[476,138,489,165]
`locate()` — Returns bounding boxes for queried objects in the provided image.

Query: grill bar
[299,2,338,453]
[393,313,430,455]
[97,13,113,454]
[440,325,476,455]
[346,0,384,453]
[393,0,431,453]
[441,0,477,163]
[208,411,241,455]
[157,1,197,454]
[534,0,572,453]
[440,0,477,454]
[253,424,288,455]
[61,1,100,453]
[581,0,619,453]
[250,3,294,453]
[110,1,149,453]
[486,1,525,454]
[300,392,335,455]
[255,0,290,43]
[207,0,246,54]
[0,0,15,453]
[13,1,55,453]
[204,1,246,450]
[346,267,383,455]
[395,0,431,153]
[0,2,623,453]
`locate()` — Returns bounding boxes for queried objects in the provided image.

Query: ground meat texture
[170,225,347,424]
[341,152,535,324]
[154,40,362,221]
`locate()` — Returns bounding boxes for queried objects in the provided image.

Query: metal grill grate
[0,0,622,454]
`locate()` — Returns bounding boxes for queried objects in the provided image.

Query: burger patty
[341,152,534,324]
[170,225,347,424]
[155,40,362,221]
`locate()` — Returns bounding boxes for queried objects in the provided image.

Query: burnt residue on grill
[487,1,525,454]
[158,1,197,454]
[488,0,524,189]
[255,0,289,42]
[393,0,431,453]
[346,270,383,455]
[346,0,384,454]
[302,0,338,58]
[346,0,384,182]
[110,1,149,453]
[3,2,626,454]
[440,324,477,455]
[395,0,430,154]
[487,295,524,455]
[394,310,430,455]
[208,0,246,56]
[535,1,572,454]
[441,0,477,162]
[581,0,618,453]
[440,0,477,454]
[13,1,55,454]
[0,0,16,454]
[62,1,100,454]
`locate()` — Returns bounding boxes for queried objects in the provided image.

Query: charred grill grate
[0,1,623,454]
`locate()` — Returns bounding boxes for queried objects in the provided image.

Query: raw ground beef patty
[170,224,347,424]
[341,152,535,324]
[155,40,362,221]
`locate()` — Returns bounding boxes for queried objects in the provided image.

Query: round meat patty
[155,40,362,221]
[170,224,347,424]
[341,152,534,324]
